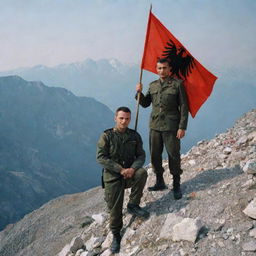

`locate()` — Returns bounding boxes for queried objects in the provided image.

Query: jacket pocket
[162,89,178,106]
[150,87,159,106]
[165,114,180,130]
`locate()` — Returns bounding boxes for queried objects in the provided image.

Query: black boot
[173,175,182,200]
[110,233,121,254]
[148,174,167,191]
[127,203,150,218]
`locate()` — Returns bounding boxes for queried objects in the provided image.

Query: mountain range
[1,58,255,154]
[0,75,113,231]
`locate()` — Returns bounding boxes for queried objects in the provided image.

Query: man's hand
[176,129,186,139]
[121,168,135,179]
[136,83,143,93]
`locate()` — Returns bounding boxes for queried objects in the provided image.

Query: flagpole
[134,69,143,131]
[134,4,152,131]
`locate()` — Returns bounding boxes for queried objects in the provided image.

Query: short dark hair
[157,58,170,65]
[115,106,131,114]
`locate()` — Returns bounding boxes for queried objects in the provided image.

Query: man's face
[156,62,170,79]
[115,111,131,131]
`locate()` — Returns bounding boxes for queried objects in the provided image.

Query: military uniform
[96,127,147,234]
[138,76,188,176]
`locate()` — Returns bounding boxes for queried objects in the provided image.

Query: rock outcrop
[0,109,255,256]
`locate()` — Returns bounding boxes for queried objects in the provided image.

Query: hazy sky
[1,0,256,72]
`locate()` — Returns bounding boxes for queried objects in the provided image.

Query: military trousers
[104,168,147,234]
[150,129,182,176]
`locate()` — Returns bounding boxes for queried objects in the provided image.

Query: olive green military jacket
[138,77,189,132]
[96,128,145,182]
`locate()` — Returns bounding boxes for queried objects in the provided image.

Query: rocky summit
[0,109,255,256]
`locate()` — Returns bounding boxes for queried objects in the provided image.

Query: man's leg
[148,129,167,191]
[127,168,147,205]
[163,131,183,199]
[125,168,149,218]
[104,178,124,253]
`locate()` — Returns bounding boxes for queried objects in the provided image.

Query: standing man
[97,106,149,254]
[136,58,188,200]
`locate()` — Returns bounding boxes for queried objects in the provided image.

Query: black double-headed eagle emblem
[162,39,195,79]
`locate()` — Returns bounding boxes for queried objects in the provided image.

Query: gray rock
[58,244,71,256]
[236,135,248,146]
[81,216,94,228]
[121,227,136,247]
[223,147,232,155]
[70,237,84,253]
[172,218,203,243]
[217,241,225,248]
[248,131,256,144]
[85,236,99,251]
[243,198,256,219]
[101,232,113,250]
[242,179,255,188]
[243,160,256,174]
[75,249,85,256]
[236,221,253,232]
[197,140,205,146]
[91,213,106,226]
[80,251,89,256]
[100,249,113,256]
[249,228,256,238]
[159,213,183,240]
[119,246,140,256]
[219,153,228,159]
[188,159,196,166]
[242,241,256,252]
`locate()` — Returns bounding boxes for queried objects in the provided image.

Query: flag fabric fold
[141,11,217,117]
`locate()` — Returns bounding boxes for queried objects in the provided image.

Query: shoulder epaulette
[149,79,159,86]
[172,77,183,84]
[103,128,113,134]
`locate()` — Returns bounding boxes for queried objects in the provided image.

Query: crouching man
[96,106,149,254]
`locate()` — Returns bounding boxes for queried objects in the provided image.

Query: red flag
[141,11,217,117]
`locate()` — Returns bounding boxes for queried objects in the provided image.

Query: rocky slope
[0,75,113,231]
[0,109,255,256]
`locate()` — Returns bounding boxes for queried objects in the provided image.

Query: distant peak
[109,59,121,69]
[0,75,25,81]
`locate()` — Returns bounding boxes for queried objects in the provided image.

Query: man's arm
[176,129,186,139]
[135,83,152,108]
[178,83,189,131]
[96,132,123,173]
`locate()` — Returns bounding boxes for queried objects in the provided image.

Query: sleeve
[96,132,123,173]
[135,88,152,108]
[178,82,189,130]
[130,132,146,170]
